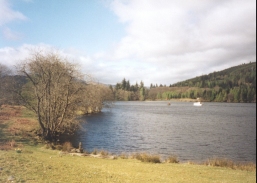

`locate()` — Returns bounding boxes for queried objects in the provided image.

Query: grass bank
[1,146,256,183]
[0,105,256,183]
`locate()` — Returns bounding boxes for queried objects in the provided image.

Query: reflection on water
[75,101,256,162]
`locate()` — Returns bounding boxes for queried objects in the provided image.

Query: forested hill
[112,62,256,103]
[171,62,256,89]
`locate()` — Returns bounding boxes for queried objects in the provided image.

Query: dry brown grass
[100,149,109,157]
[204,158,256,172]
[132,153,161,163]
[62,141,73,152]
[119,152,129,159]
[165,154,179,163]
[0,139,24,151]
[0,105,38,138]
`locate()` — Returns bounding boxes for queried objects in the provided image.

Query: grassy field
[0,105,256,183]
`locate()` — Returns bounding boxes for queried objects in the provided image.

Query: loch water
[76,101,256,162]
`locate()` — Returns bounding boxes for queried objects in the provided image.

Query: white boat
[193,102,202,106]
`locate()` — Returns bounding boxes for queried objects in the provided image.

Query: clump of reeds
[132,153,161,163]
[236,162,256,172]
[90,149,114,158]
[204,158,256,172]
[62,142,73,152]
[91,148,98,155]
[119,153,129,159]
[44,143,55,149]
[100,150,109,157]
[55,145,63,150]
[165,154,179,163]
[9,139,16,147]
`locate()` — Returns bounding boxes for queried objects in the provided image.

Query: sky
[0,0,256,86]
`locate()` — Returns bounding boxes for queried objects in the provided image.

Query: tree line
[111,62,256,103]
[110,78,146,101]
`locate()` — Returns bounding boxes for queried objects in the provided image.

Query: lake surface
[75,101,256,163]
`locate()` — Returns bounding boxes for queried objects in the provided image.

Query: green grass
[0,146,256,183]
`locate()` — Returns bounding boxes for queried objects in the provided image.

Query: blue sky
[0,0,256,86]
[1,0,125,54]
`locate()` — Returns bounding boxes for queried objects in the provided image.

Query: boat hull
[193,102,202,106]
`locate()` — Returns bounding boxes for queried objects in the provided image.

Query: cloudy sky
[0,0,256,86]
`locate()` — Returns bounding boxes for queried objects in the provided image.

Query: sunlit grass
[0,146,256,183]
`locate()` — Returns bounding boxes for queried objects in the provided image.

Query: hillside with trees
[112,62,256,103]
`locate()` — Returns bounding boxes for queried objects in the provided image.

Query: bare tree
[79,83,114,113]
[17,52,87,142]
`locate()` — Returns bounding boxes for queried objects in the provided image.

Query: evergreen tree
[135,82,139,91]
[140,80,144,88]
[126,80,130,91]
[122,78,127,90]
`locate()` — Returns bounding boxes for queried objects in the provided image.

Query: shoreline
[1,104,255,164]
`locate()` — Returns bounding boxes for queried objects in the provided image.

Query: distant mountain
[147,62,256,102]
[171,62,256,89]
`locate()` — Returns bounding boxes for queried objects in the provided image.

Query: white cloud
[0,44,51,68]
[0,0,255,86]
[104,0,256,84]
[0,44,102,81]
[0,0,27,40]
[0,0,27,26]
